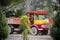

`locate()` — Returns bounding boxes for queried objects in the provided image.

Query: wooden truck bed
[7,18,20,24]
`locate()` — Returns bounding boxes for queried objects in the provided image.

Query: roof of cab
[27,10,48,15]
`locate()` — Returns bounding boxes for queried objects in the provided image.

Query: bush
[50,11,60,40]
[0,8,9,39]
[19,15,30,40]
[19,15,30,31]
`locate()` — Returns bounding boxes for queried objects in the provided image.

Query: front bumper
[38,28,49,30]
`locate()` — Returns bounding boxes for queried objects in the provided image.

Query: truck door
[29,14,34,24]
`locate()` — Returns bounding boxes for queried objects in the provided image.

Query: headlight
[45,19,49,23]
[41,25,49,28]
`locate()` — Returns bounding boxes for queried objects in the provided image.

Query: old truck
[7,10,52,35]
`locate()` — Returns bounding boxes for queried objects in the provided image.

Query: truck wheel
[30,27,38,36]
[42,30,48,35]
[9,26,11,34]
[9,25,14,34]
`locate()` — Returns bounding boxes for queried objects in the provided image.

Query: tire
[9,26,11,34]
[42,30,48,35]
[17,29,23,34]
[30,27,38,36]
[9,25,14,34]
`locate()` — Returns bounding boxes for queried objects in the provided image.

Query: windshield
[35,15,47,20]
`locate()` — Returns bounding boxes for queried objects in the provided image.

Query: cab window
[35,15,47,20]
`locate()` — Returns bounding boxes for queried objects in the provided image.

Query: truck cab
[28,10,49,35]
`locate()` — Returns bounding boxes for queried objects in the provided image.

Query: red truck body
[7,18,20,24]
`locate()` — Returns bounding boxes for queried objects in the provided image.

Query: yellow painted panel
[34,20,49,24]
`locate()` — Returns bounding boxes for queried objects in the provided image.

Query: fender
[31,24,39,29]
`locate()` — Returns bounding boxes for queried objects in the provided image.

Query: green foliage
[6,10,24,17]
[0,0,25,39]
[15,10,24,17]
[50,11,60,40]
[0,0,25,6]
[19,15,30,40]
[19,15,30,32]
[6,11,15,17]
[0,0,12,6]
[0,8,9,39]
[52,5,58,11]
[1,26,9,39]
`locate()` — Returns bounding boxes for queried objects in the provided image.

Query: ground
[5,34,53,40]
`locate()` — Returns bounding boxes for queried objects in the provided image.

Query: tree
[0,0,25,6]
[50,0,60,40]
[0,7,9,40]
[50,11,60,40]
[6,11,15,17]
[58,0,60,4]
[15,10,24,17]
[0,0,25,39]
